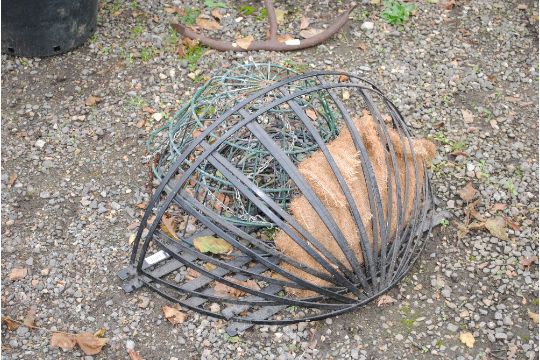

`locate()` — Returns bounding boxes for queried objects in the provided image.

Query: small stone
[395,334,404,341]
[447,323,459,332]
[361,22,374,31]
[35,139,46,148]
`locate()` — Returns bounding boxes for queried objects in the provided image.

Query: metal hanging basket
[119,65,434,335]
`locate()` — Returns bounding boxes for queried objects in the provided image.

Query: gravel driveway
[2,0,538,359]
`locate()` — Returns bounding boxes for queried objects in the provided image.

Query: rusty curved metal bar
[172,1,358,52]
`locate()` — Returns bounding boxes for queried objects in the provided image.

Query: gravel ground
[2,0,539,359]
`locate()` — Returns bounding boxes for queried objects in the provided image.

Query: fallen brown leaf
[50,332,76,350]
[300,16,310,30]
[299,28,323,39]
[461,109,474,124]
[275,8,286,24]
[377,294,396,306]
[129,349,144,360]
[528,309,539,324]
[94,327,106,338]
[520,255,538,269]
[183,37,200,49]
[75,332,108,356]
[338,74,350,83]
[1,317,19,331]
[305,109,318,121]
[277,34,294,43]
[485,216,508,240]
[459,331,475,348]
[213,277,261,298]
[491,203,507,212]
[236,36,254,50]
[211,8,223,20]
[504,217,521,232]
[196,15,221,30]
[85,95,102,107]
[23,307,37,329]
[8,173,17,188]
[458,182,477,202]
[162,305,186,325]
[9,268,28,281]
[160,214,179,240]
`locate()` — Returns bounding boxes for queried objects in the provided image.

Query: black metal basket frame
[119,70,433,332]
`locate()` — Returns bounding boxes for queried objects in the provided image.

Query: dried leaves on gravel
[50,332,108,355]
[8,268,28,281]
[459,331,475,348]
[162,305,186,325]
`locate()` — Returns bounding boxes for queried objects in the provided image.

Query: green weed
[183,45,205,71]
[239,5,256,16]
[440,219,449,227]
[140,47,155,62]
[381,1,415,25]
[179,7,200,25]
[204,0,227,9]
[257,7,268,20]
[131,24,144,38]
[505,181,518,197]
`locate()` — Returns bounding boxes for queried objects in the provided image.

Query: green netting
[148,63,341,228]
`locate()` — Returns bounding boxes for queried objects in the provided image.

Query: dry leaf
[50,332,76,350]
[9,268,28,281]
[528,309,539,324]
[491,203,507,212]
[357,42,368,50]
[186,268,200,280]
[236,36,254,50]
[441,0,458,10]
[520,255,538,269]
[1,317,19,331]
[23,307,37,329]
[377,294,396,306]
[459,332,475,348]
[85,95,102,107]
[214,277,260,297]
[75,332,108,356]
[277,34,294,43]
[8,173,17,188]
[160,215,179,240]
[485,216,508,240]
[142,106,155,114]
[193,235,233,254]
[461,109,473,124]
[211,8,223,20]
[94,327,106,338]
[338,75,350,83]
[504,217,521,232]
[300,16,310,30]
[305,109,318,121]
[275,8,286,24]
[128,349,144,360]
[299,28,323,39]
[458,182,477,202]
[183,37,200,49]
[162,305,186,325]
[196,15,221,30]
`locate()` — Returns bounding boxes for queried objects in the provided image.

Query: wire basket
[120,67,434,331]
[149,63,341,228]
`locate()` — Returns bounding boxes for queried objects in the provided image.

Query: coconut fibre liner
[274,110,436,298]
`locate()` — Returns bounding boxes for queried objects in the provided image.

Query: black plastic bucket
[2,0,98,57]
